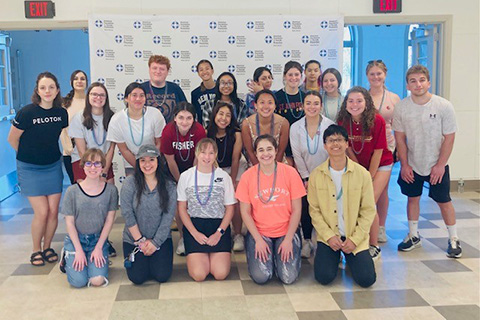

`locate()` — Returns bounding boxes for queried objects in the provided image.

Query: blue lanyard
[304,117,322,155]
[127,108,145,147]
[91,127,106,146]
[329,165,347,200]
[195,166,215,206]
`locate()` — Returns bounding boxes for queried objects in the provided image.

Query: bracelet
[134,236,146,245]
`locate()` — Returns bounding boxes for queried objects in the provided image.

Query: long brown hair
[63,70,88,108]
[31,71,63,108]
[82,82,114,131]
[336,86,377,136]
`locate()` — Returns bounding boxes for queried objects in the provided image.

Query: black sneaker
[397,233,422,252]
[59,247,66,274]
[447,237,462,258]
[107,240,117,257]
[369,245,382,262]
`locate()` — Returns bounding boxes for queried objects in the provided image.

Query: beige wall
[1,0,478,180]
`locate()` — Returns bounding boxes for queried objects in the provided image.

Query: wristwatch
[216,227,225,235]
[101,173,107,178]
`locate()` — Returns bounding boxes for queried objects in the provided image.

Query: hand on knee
[88,276,107,287]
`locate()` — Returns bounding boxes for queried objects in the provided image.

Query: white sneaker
[378,226,387,243]
[176,237,185,256]
[233,234,245,252]
[301,239,313,258]
[369,245,382,262]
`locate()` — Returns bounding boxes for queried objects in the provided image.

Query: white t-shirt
[106,107,165,168]
[290,116,335,179]
[68,113,112,162]
[177,166,237,219]
[329,166,345,237]
[392,94,457,176]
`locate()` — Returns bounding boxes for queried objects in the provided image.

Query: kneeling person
[308,125,376,288]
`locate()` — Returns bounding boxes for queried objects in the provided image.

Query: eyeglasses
[219,81,234,87]
[325,138,346,144]
[90,93,106,99]
[84,161,103,168]
[367,59,383,65]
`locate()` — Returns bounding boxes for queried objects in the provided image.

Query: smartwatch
[216,227,225,235]
[101,173,107,178]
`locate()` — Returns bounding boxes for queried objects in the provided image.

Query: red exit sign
[373,0,402,13]
[25,1,56,19]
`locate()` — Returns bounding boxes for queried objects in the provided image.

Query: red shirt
[339,114,393,169]
[160,122,206,173]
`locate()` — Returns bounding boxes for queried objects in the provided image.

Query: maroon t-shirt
[160,121,206,173]
[339,113,393,169]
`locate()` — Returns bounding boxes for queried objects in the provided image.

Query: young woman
[289,91,335,258]
[207,102,246,251]
[236,135,305,284]
[62,149,118,288]
[242,89,290,166]
[337,86,394,261]
[8,72,68,266]
[320,68,344,121]
[245,67,274,114]
[60,70,88,184]
[121,144,176,284]
[203,72,248,129]
[191,60,216,126]
[161,102,206,255]
[69,82,115,184]
[300,60,322,92]
[366,60,401,243]
[177,139,236,281]
[275,61,305,125]
[107,82,165,176]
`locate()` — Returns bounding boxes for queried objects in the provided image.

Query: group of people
[7,54,461,289]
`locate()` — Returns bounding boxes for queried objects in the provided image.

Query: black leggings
[123,238,173,285]
[301,195,313,240]
[63,155,75,184]
[314,241,376,288]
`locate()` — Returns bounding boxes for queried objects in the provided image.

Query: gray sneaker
[398,233,422,252]
[447,237,462,258]
[378,226,387,243]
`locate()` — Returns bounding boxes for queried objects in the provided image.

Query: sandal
[42,248,58,263]
[30,251,45,267]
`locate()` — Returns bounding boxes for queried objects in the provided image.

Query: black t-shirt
[13,104,68,165]
[274,89,305,126]
[214,134,236,168]
[191,85,215,125]
[141,81,187,124]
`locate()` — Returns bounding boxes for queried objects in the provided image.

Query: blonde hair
[195,138,219,168]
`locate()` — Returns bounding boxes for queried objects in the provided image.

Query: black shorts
[183,218,232,255]
[397,165,451,203]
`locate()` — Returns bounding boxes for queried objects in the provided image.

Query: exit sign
[373,0,402,13]
[25,1,55,19]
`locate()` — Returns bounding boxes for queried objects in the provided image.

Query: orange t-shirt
[235,162,306,238]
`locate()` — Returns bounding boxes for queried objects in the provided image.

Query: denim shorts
[64,233,109,288]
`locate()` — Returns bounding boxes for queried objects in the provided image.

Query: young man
[141,55,187,123]
[308,125,376,288]
[393,65,461,258]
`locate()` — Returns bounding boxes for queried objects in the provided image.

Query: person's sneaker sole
[446,251,462,259]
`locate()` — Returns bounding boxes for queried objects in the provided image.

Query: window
[342,26,355,93]
[0,34,13,117]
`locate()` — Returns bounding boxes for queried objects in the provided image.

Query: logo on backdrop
[153,35,161,44]
[117,93,124,100]
[265,35,273,44]
[319,49,327,57]
[283,50,291,58]
[302,35,309,43]
[133,21,142,29]
[191,65,197,73]
[116,64,124,72]
[171,21,179,29]
[134,50,142,58]
[246,50,254,58]
[321,20,328,29]
[191,36,199,44]
[115,35,123,43]
[283,21,291,29]
[209,21,217,30]
[172,50,180,59]
[97,78,105,84]
[228,65,236,73]
[95,20,103,28]
[173,79,180,85]
[246,21,254,29]
[227,35,236,44]
[209,50,217,59]
[265,64,272,70]
[96,49,105,57]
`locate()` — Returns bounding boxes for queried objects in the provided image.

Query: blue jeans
[64,234,109,288]
[245,230,302,285]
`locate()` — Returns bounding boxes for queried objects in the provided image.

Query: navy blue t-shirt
[190,85,215,125]
[141,81,187,123]
[13,104,68,165]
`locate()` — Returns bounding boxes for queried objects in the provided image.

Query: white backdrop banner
[88,14,344,184]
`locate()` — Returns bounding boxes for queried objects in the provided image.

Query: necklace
[127,108,145,147]
[377,88,386,112]
[329,164,347,200]
[257,162,278,204]
[255,114,275,138]
[283,89,304,119]
[195,166,215,206]
[149,82,168,108]
[322,92,341,120]
[91,125,106,146]
[216,134,228,164]
[175,124,193,162]
[304,116,322,155]
[349,118,365,155]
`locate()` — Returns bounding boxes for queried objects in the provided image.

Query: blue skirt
[17,158,63,196]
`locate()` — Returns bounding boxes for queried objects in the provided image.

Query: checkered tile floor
[0,169,479,319]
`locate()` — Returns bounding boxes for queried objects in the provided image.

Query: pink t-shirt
[235,162,306,238]
[160,122,206,173]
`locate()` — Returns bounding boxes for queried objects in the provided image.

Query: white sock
[408,220,419,237]
[446,224,458,239]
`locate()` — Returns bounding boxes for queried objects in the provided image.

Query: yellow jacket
[307,157,376,255]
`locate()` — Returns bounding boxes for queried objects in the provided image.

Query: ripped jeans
[64,233,109,288]
[245,230,302,285]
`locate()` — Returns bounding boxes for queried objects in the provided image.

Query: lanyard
[329,165,347,200]
[257,162,278,204]
[91,123,106,146]
[195,166,215,206]
[127,108,145,147]
[304,117,322,155]
[175,124,193,162]
[149,82,168,108]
